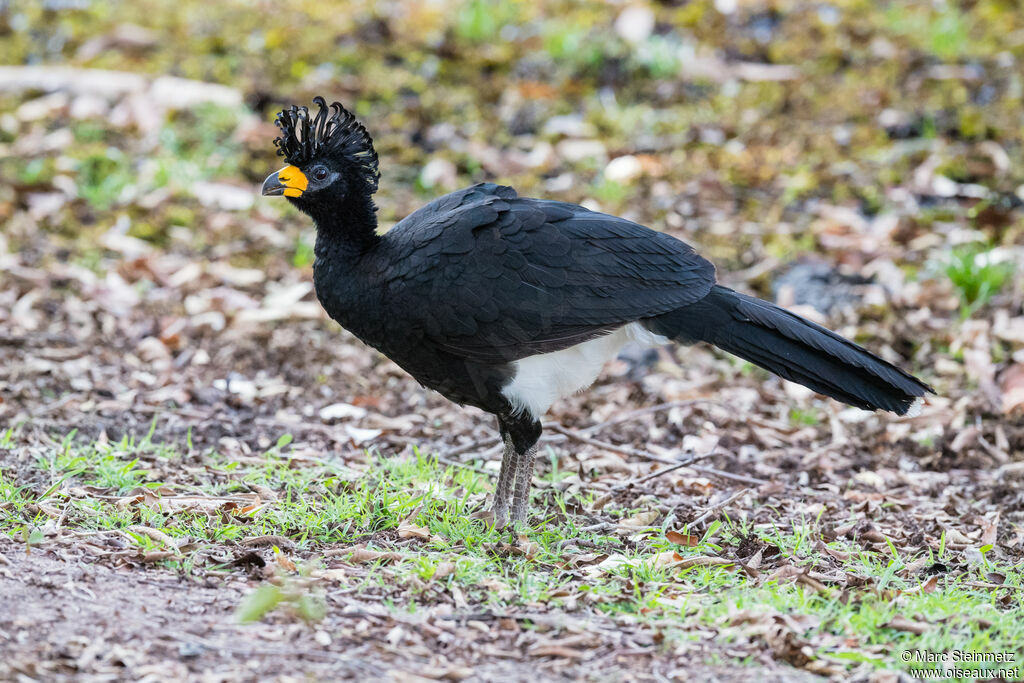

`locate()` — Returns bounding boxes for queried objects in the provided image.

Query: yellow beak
[261,165,308,198]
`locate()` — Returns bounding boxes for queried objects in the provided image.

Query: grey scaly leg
[492,414,542,530]
[490,431,517,528]
[510,444,537,526]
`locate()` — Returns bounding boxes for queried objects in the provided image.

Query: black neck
[309,191,381,259]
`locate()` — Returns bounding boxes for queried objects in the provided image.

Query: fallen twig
[629,450,723,487]
[433,453,493,476]
[589,449,724,510]
[446,437,501,458]
[552,421,770,491]
[570,398,722,435]
[548,423,767,485]
[687,488,751,527]
[546,423,675,463]
[690,466,767,486]
[965,581,1024,591]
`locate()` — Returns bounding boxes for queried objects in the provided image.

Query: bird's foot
[484,495,528,533]
[509,500,529,529]
[490,501,510,530]
[508,444,536,530]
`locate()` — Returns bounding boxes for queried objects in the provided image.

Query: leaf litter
[2,1,1024,680]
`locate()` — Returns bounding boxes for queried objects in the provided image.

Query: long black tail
[646,285,932,415]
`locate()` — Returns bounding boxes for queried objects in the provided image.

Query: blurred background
[1,0,1023,456]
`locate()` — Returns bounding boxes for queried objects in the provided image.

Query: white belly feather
[501,322,668,419]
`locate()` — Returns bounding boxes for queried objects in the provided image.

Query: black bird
[262,98,932,527]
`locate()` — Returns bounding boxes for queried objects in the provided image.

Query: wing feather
[382,183,716,363]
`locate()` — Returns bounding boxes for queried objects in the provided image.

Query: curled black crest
[273,96,380,193]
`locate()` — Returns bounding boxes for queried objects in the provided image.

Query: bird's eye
[312,167,329,181]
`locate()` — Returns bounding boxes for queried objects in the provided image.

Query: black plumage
[646,285,928,415]
[262,98,933,527]
[309,182,717,415]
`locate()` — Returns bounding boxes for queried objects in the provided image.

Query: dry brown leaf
[117,491,262,516]
[984,571,1006,585]
[724,609,769,627]
[529,644,586,659]
[675,555,734,570]
[903,557,930,574]
[248,484,279,502]
[619,509,659,529]
[764,622,813,667]
[999,364,1024,414]
[815,540,851,562]
[67,485,112,498]
[315,568,348,581]
[127,525,178,552]
[344,425,383,445]
[140,550,176,563]
[469,509,495,524]
[883,615,931,634]
[745,548,764,570]
[116,489,159,510]
[515,535,541,559]
[979,513,1000,547]
[766,564,803,584]
[993,314,1024,345]
[806,570,845,584]
[650,551,684,568]
[275,551,297,572]
[478,577,513,600]
[589,554,631,574]
[831,523,855,538]
[36,502,61,518]
[241,535,295,549]
[905,576,939,595]
[433,561,457,580]
[844,573,873,587]
[450,583,468,609]
[943,527,972,547]
[331,544,404,564]
[859,529,887,544]
[804,660,845,677]
[397,522,431,540]
[230,551,265,569]
[795,573,826,593]
[666,530,699,547]
[563,552,609,568]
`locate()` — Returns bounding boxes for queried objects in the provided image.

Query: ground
[2,1,1024,681]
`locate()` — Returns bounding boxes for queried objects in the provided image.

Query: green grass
[454,0,522,44]
[944,244,1013,318]
[885,4,971,60]
[788,407,820,427]
[1,430,1021,678]
[74,148,135,210]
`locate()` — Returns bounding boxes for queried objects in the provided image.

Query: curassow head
[261,97,379,213]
